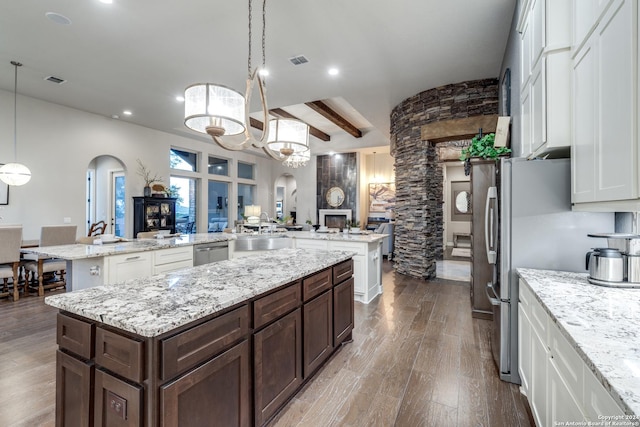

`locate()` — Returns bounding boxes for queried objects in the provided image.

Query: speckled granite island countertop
[45,248,354,337]
[21,232,234,260]
[517,268,640,416]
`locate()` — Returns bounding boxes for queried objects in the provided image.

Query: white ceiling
[0,0,516,155]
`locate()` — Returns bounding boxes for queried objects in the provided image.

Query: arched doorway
[274,174,297,223]
[86,155,126,237]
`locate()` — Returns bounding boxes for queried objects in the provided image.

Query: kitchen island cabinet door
[56,350,94,427]
[333,277,354,346]
[160,339,251,427]
[303,289,333,378]
[254,309,303,427]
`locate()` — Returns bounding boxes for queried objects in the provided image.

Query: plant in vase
[459,132,511,175]
[136,159,162,196]
[349,220,361,233]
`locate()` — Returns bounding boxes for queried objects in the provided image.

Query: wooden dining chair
[0,226,23,301]
[24,225,77,296]
[88,220,107,237]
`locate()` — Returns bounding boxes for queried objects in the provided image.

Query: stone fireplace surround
[390,78,499,280]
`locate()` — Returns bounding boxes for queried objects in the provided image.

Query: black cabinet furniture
[133,197,176,237]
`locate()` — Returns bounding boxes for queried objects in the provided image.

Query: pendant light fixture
[184,0,269,152]
[267,118,309,158]
[0,61,31,186]
[372,151,377,182]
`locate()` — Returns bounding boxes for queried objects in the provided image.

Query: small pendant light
[0,61,32,186]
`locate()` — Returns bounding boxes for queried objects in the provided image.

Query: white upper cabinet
[518,0,571,158]
[571,0,639,209]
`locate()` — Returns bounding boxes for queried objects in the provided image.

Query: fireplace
[318,209,352,229]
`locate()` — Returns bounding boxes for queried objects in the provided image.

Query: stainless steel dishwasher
[193,241,229,266]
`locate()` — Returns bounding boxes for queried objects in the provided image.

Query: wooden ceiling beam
[304,100,362,138]
[269,108,331,142]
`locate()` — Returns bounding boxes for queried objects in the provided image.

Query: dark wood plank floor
[0,261,531,427]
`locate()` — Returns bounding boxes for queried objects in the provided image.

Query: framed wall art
[450,180,471,222]
[368,182,396,213]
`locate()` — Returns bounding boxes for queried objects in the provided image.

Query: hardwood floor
[0,262,531,427]
[268,261,532,427]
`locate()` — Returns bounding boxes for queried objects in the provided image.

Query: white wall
[0,89,309,239]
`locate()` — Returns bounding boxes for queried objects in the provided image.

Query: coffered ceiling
[0,0,516,155]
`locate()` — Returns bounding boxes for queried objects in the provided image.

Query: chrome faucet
[259,212,270,234]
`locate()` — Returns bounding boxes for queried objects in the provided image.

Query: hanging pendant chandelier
[282,149,310,168]
[0,61,31,186]
[184,0,269,152]
[267,118,309,157]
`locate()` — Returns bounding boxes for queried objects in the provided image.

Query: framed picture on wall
[369,182,396,213]
[0,164,8,205]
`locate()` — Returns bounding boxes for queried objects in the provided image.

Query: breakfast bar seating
[23,225,76,296]
[0,226,23,301]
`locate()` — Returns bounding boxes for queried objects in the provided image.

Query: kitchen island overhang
[46,248,356,426]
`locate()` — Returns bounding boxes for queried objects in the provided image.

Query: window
[170,177,197,234]
[237,184,256,220]
[208,156,229,176]
[238,161,255,180]
[208,181,229,232]
[171,149,198,172]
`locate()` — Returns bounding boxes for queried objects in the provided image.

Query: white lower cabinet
[104,252,153,284]
[294,238,382,303]
[518,278,625,426]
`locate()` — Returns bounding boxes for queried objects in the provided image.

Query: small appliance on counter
[587,233,640,288]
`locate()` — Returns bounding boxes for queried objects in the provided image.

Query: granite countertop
[45,248,354,337]
[21,233,234,260]
[285,230,388,243]
[517,268,640,416]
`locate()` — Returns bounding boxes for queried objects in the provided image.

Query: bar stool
[23,225,77,296]
[0,226,23,301]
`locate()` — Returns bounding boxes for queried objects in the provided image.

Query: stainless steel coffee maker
[588,233,640,288]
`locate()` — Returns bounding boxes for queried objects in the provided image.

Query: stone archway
[391,79,499,280]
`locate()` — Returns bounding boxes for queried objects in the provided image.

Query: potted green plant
[459,132,511,175]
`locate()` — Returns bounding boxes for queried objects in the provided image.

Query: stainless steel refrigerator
[484,157,614,384]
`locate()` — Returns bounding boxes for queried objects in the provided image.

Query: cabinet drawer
[332,259,353,285]
[94,369,142,427]
[529,293,548,340]
[254,282,301,329]
[154,246,193,266]
[295,239,328,250]
[583,364,625,420]
[57,313,95,359]
[518,278,532,311]
[302,268,332,302]
[161,305,250,380]
[153,259,193,275]
[95,327,144,383]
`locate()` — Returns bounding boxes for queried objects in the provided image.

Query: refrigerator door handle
[484,186,498,264]
[485,282,501,306]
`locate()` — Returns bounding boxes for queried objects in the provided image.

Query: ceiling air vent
[44,76,66,84]
[289,55,309,66]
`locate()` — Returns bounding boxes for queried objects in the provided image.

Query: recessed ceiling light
[123,110,132,116]
[175,95,185,102]
[111,114,120,119]
[99,0,114,4]
[328,68,339,76]
[45,12,72,25]
[259,69,269,77]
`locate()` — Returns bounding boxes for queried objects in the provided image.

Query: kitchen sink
[234,234,292,252]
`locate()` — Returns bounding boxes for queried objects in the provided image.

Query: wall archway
[86,155,126,236]
[390,79,498,279]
